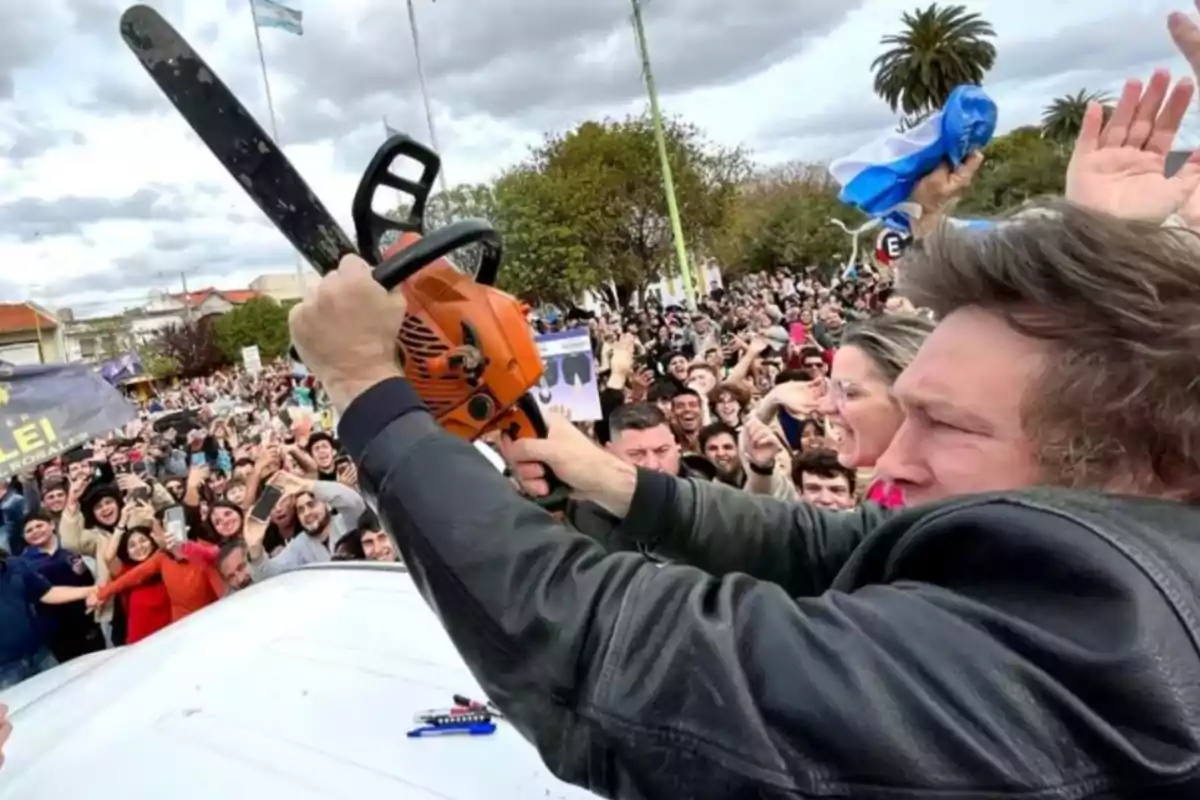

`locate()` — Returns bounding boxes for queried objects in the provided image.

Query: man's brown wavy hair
[899,201,1200,501]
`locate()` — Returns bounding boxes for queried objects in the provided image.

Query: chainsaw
[118,5,568,507]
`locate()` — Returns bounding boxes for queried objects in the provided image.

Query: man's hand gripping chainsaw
[118,4,569,508]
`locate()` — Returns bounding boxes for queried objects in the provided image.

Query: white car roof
[0,563,595,800]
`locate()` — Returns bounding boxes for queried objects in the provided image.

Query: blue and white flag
[831,85,997,231]
[252,0,303,35]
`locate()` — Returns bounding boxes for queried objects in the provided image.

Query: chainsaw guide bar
[119,4,357,275]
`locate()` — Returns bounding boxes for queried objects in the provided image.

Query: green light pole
[630,0,696,310]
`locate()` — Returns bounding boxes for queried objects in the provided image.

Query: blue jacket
[0,556,51,663]
[0,484,26,556]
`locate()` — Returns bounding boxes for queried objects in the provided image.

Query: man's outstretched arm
[342,381,1168,799]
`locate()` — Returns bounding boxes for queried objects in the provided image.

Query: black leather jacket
[567,460,711,556]
[341,378,1200,799]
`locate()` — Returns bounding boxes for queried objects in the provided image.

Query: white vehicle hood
[0,563,594,800]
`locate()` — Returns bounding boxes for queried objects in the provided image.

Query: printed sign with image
[241,345,262,375]
[532,329,602,422]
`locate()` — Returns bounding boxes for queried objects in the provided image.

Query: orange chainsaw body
[383,232,545,442]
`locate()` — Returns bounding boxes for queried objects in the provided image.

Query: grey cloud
[0,276,27,303]
[4,117,88,164]
[78,78,166,116]
[760,8,1182,153]
[0,187,191,243]
[272,0,863,147]
[0,3,67,99]
[989,11,1176,85]
[48,229,296,300]
[764,102,899,141]
[107,234,296,290]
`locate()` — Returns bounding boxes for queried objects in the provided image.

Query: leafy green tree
[1041,89,1113,145]
[213,297,291,363]
[425,183,498,231]
[957,126,1070,215]
[146,318,226,378]
[140,348,180,379]
[713,162,866,276]
[489,169,595,303]
[872,4,997,116]
[496,114,750,308]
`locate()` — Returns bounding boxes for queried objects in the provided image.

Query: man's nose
[873,418,926,486]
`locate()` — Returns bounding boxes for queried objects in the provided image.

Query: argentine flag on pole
[831,85,997,232]
[252,0,303,35]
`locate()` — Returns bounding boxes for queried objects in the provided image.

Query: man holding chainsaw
[288,48,1200,799]
[292,201,1200,800]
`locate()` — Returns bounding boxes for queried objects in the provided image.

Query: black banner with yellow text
[0,363,136,479]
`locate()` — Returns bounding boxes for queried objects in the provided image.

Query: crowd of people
[0,233,912,690]
[8,8,1200,793]
[0,362,404,688]
[3,53,1195,690]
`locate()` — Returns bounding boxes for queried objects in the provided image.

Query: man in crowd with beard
[244,471,366,578]
[215,538,253,592]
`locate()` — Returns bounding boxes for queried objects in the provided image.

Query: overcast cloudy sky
[0,0,1193,318]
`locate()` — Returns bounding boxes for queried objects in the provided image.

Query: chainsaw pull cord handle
[514,396,572,512]
[372,219,502,289]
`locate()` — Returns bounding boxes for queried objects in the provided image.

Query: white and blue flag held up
[831,85,997,232]
[252,0,304,35]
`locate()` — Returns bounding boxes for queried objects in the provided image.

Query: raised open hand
[1065,70,1200,222]
[1168,6,1200,228]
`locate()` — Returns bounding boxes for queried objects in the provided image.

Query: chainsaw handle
[507,396,571,512]
[373,219,501,289]
[351,133,441,263]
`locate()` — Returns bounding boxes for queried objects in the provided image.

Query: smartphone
[130,486,152,502]
[113,463,131,475]
[189,452,207,469]
[334,455,352,470]
[249,484,284,525]
[163,505,187,547]
[278,408,293,428]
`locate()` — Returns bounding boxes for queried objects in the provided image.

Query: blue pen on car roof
[407,720,497,738]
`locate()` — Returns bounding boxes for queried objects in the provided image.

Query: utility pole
[406,0,450,195]
[24,302,44,363]
[630,0,696,310]
[180,271,192,323]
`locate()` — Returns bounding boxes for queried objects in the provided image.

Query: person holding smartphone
[88,511,224,625]
[242,471,366,580]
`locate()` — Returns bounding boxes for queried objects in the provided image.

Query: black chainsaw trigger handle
[373,219,501,289]
[351,133,441,264]
[515,395,571,513]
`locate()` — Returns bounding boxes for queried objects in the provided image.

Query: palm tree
[872,4,997,116]
[1041,90,1113,144]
